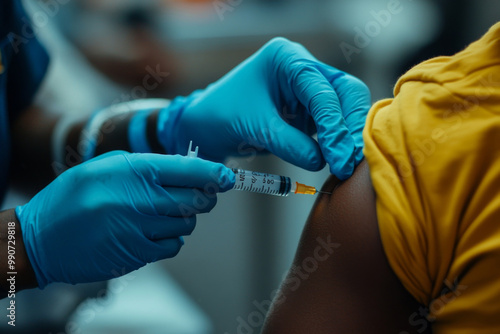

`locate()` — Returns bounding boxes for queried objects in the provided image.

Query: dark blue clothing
[0,1,49,203]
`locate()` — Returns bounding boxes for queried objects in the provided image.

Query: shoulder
[263,160,431,334]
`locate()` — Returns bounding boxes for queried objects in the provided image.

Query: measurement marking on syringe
[231,168,321,197]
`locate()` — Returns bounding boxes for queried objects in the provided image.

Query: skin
[262,160,433,334]
[9,106,164,195]
[0,209,37,295]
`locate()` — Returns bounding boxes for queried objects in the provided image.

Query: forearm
[10,102,166,193]
[0,209,37,299]
[91,108,164,156]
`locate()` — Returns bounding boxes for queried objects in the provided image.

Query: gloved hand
[157,37,371,180]
[15,151,234,288]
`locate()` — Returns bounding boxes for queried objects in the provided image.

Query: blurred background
[1,0,500,333]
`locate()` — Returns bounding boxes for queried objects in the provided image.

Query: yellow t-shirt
[363,22,500,333]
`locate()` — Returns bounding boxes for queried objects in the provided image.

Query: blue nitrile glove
[157,37,371,180]
[15,151,235,289]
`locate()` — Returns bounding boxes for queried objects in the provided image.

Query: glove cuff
[127,99,172,153]
[157,91,202,155]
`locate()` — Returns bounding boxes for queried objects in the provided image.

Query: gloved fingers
[321,68,371,161]
[141,216,196,240]
[257,114,325,171]
[150,187,218,216]
[319,122,357,180]
[285,63,357,179]
[148,237,184,261]
[263,37,321,65]
[329,73,371,125]
[126,154,235,192]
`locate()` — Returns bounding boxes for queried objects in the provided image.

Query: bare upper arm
[262,160,432,334]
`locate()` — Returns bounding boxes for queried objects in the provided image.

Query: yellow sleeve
[363,21,500,333]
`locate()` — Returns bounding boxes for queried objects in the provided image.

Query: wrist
[81,99,171,161]
[145,109,166,153]
[128,99,171,154]
[0,209,38,297]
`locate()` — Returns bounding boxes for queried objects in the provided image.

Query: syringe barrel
[231,169,292,196]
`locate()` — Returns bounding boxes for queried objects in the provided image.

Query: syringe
[231,169,331,197]
[185,141,330,197]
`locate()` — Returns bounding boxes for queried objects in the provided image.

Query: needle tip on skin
[317,190,332,195]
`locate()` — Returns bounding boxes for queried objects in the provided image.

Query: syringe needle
[316,190,332,195]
